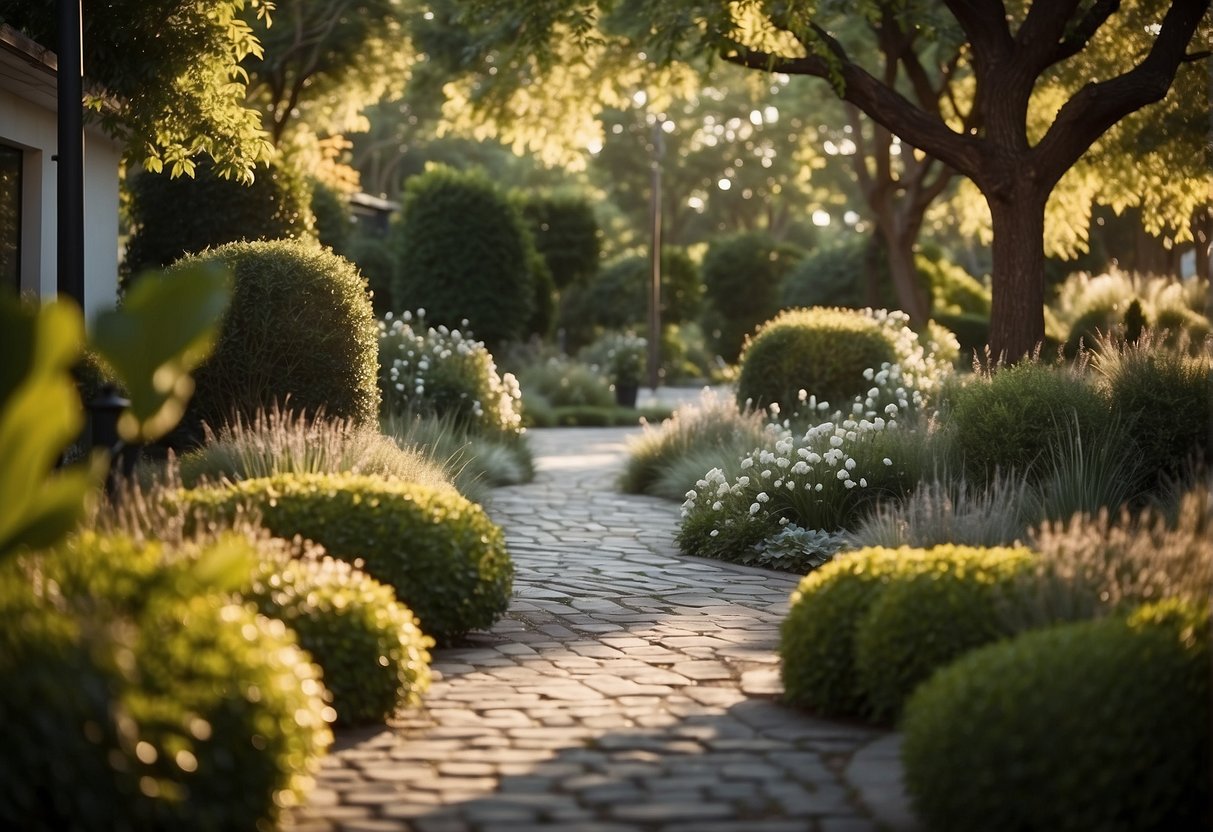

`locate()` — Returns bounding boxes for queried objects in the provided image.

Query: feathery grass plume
[621,388,766,498]
[1026,411,1142,524]
[847,471,1034,550]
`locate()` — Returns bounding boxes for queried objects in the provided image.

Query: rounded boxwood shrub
[0,533,333,831]
[780,545,1029,718]
[181,473,513,644]
[701,232,804,362]
[517,191,601,290]
[393,166,535,348]
[737,307,899,412]
[248,552,433,726]
[902,600,1210,832]
[166,239,380,437]
[124,157,313,278]
[949,361,1108,482]
[853,547,1034,722]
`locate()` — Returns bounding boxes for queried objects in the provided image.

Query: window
[0,144,19,293]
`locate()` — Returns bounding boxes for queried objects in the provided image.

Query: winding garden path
[289,427,916,832]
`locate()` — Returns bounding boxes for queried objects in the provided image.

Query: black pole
[56,0,84,307]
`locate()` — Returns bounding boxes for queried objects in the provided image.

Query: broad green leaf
[0,294,84,407]
[92,263,232,443]
[0,376,96,557]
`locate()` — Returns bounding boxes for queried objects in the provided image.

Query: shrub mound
[780,545,1028,718]
[517,191,601,290]
[902,600,1211,832]
[166,239,379,437]
[948,361,1108,482]
[0,533,332,831]
[853,547,1034,721]
[182,474,513,644]
[124,157,313,277]
[393,166,535,348]
[737,307,898,412]
[248,553,433,725]
[781,236,892,310]
[702,232,803,362]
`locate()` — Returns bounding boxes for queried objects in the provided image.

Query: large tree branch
[1015,0,1082,68]
[720,42,983,177]
[1046,0,1121,68]
[939,0,1013,62]
[1034,0,1211,187]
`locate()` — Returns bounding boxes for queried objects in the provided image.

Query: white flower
[837,469,850,481]
[685,490,697,500]
[756,492,770,503]
[740,457,754,469]
[844,479,857,489]
[859,478,868,487]
[749,503,761,515]
[709,529,720,537]
[845,458,856,471]
[883,458,893,466]
[815,483,824,492]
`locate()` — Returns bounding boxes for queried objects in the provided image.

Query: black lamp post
[56,0,85,308]
[647,117,664,392]
[88,384,137,492]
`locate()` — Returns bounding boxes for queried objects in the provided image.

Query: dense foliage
[701,232,804,362]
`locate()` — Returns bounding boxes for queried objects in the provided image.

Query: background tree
[438,0,1212,359]
[0,0,273,180]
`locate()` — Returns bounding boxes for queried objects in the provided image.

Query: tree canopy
[435,0,1212,358]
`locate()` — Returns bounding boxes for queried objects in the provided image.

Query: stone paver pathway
[290,427,916,832]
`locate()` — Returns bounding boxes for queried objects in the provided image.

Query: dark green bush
[346,231,399,316]
[124,157,313,277]
[949,361,1108,482]
[932,311,989,357]
[0,533,332,831]
[310,180,352,253]
[701,232,804,362]
[248,553,433,726]
[517,191,601,289]
[181,474,513,644]
[557,248,701,349]
[1098,342,1211,490]
[166,239,380,437]
[781,236,893,310]
[737,307,898,412]
[517,357,614,409]
[853,547,1034,722]
[902,600,1211,832]
[393,166,535,348]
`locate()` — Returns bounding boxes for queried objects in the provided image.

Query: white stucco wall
[0,68,121,323]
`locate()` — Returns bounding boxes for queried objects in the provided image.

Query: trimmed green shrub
[781,236,893,310]
[248,553,433,726]
[516,356,614,409]
[737,307,899,412]
[780,545,1028,718]
[0,533,332,831]
[393,166,535,348]
[165,240,379,437]
[701,232,804,362]
[181,474,513,644]
[124,157,314,277]
[346,231,399,316]
[517,191,601,289]
[902,600,1211,832]
[310,179,352,252]
[853,547,1034,721]
[948,361,1108,482]
[378,311,524,438]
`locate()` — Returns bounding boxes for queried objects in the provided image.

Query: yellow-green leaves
[0,299,96,556]
[92,264,232,443]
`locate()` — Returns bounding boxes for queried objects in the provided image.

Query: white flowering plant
[677,366,929,567]
[582,331,648,387]
[378,310,523,438]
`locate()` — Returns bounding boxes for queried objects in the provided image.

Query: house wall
[0,84,121,323]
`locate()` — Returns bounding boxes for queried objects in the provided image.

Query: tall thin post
[647,119,664,391]
[56,0,84,307]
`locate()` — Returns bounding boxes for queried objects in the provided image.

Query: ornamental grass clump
[677,374,926,565]
[378,310,524,439]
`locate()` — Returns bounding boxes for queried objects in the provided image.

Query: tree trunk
[987,191,1048,362]
[883,229,930,324]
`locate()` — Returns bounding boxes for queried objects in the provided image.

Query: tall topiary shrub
[517,191,601,289]
[736,307,899,412]
[393,166,536,348]
[701,232,804,362]
[781,236,893,311]
[124,157,314,278]
[164,240,379,437]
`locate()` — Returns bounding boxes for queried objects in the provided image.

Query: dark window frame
[0,142,21,294]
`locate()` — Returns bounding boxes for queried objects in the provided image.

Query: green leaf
[92,263,232,442]
[0,294,84,406]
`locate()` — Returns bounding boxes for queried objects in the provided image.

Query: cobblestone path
[290,427,915,832]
